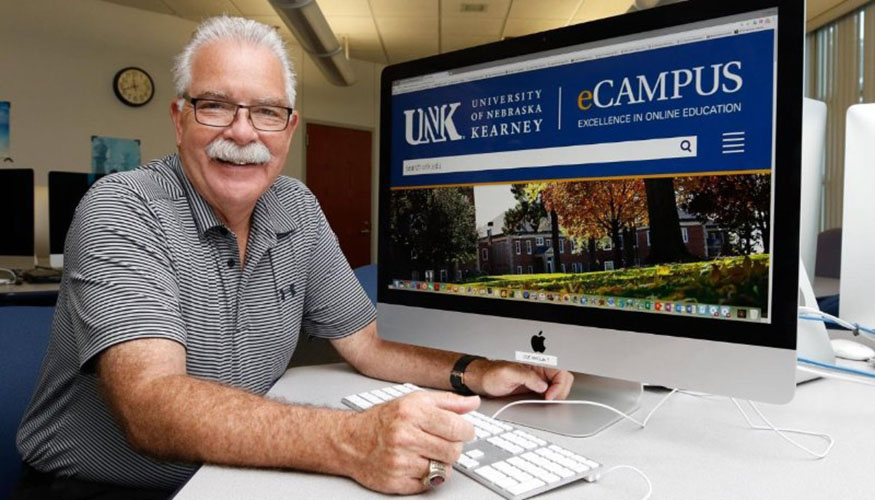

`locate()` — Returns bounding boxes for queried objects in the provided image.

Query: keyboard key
[488,437,523,454]
[371,389,391,401]
[474,465,507,484]
[495,475,519,490]
[466,449,485,459]
[346,395,371,409]
[457,455,479,469]
[514,430,547,446]
[507,478,546,496]
[359,392,382,405]
[492,461,516,475]
[383,387,403,398]
[396,385,413,394]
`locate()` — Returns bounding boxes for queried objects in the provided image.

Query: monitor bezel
[0,168,36,259]
[377,0,802,351]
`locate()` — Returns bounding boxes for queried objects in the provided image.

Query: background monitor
[839,103,875,345]
[377,0,804,434]
[48,171,104,269]
[799,98,827,283]
[0,168,35,269]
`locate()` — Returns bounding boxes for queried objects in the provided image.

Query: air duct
[632,0,686,11]
[268,0,356,86]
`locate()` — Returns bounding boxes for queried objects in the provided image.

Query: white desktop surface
[174,363,875,500]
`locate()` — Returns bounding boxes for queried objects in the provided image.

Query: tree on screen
[541,179,648,269]
[388,187,478,280]
[676,174,771,254]
[643,178,695,264]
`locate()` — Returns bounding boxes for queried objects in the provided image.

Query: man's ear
[284,111,300,144]
[170,98,185,147]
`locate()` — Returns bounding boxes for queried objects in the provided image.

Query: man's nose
[225,108,259,143]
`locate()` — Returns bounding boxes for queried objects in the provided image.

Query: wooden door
[305,123,372,268]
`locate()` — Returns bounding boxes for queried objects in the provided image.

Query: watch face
[113,67,154,107]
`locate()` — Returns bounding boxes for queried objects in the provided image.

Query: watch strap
[450,355,484,396]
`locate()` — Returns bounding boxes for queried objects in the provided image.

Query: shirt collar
[170,154,298,238]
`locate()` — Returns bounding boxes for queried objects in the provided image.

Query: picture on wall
[91,135,141,174]
[0,101,10,162]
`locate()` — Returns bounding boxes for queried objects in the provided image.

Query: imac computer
[795,98,834,383]
[0,168,36,270]
[378,0,803,436]
[48,171,104,269]
[839,103,875,346]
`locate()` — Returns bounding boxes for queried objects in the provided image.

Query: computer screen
[840,103,875,333]
[378,0,802,421]
[0,168,35,266]
[48,171,104,268]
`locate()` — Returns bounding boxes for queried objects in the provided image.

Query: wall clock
[113,67,154,107]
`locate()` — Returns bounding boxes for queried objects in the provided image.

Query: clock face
[113,67,154,107]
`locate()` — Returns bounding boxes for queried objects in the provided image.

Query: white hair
[173,15,297,110]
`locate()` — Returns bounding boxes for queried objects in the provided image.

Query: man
[16,16,573,498]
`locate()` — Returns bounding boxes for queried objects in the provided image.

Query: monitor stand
[494,372,642,437]
[796,261,836,384]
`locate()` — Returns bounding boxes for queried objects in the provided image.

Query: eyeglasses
[182,93,293,132]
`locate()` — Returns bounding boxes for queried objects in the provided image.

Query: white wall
[0,0,383,264]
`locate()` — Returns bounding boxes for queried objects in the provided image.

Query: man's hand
[467,360,575,401]
[341,391,479,494]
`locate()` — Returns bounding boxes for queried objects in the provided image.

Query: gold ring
[421,460,447,488]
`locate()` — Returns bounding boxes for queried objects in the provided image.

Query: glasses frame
[181,93,294,132]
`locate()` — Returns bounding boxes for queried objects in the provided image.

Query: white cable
[594,464,653,500]
[798,306,857,330]
[798,306,875,339]
[796,365,875,386]
[0,267,16,285]
[490,388,678,434]
[729,398,834,459]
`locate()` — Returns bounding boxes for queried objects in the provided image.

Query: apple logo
[530,331,546,353]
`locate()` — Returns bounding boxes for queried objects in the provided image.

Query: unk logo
[403,103,464,145]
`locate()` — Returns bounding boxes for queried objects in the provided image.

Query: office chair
[0,306,54,497]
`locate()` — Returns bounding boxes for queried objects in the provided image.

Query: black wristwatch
[450,355,484,396]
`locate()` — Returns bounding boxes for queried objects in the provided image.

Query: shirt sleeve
[65,179,187,371]
[300,195,377,340]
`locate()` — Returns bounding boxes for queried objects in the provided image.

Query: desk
[0,283,59,306]
[174,363,875,500]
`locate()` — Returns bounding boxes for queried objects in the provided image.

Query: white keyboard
[342,383,602,500]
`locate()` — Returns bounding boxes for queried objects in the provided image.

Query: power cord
[490,388,679,434]
[797,357,875,380]
[798,305,875,340]
[729,398,834,459]
[488,381,837,498]
[586,465,652,500]
[0,267,17,285]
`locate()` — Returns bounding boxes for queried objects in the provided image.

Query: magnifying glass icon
[680,140,692,153]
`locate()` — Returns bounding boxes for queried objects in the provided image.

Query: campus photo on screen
[388,172,771,321]
[386,12,778,323]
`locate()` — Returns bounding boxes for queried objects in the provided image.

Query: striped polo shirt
[16,154,376,489]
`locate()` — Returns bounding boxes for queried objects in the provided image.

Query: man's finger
[429,391,481,414]
[408,429,465,464]
[418,404,475,442]
[544,370,574,400]
[518,366,549,394]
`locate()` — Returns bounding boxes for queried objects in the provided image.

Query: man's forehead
[189,89,286,106]
[188,41,288,106]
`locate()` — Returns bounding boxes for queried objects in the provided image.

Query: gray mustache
[205,138,272,165]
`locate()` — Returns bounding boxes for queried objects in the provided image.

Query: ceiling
[101,0,851,65]
[101,0,638,65]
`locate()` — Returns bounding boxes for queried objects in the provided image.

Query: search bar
[402,136,697,176]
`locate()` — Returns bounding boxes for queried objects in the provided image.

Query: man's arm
[331,321,574,400]
[98,337,477,494]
